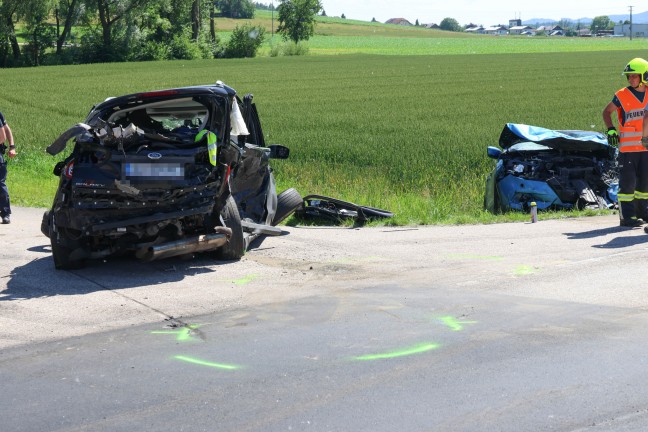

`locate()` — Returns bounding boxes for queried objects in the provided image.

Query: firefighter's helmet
[622,57,648,83]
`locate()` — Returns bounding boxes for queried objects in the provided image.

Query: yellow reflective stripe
[619,141,642,150]
[195,130,218,166]
[635,192,648,199]
[621,131,642,137]
[195,130,217,143]
[618,193,635,202]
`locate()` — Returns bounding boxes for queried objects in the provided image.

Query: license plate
[124,162,185,180]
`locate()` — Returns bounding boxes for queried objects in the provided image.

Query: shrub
[223,24,266,58]
[169,34,205,60]
[138,40,172,61]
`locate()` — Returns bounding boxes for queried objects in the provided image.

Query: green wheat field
[3,16,646,224]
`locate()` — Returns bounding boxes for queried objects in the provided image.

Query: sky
[319,1,638,26]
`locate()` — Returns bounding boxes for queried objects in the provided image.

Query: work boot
[620,218,644,227]
[1,215,10,224]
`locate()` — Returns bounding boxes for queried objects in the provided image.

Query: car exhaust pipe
[138,227,232,261]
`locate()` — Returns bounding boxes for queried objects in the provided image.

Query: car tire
[272,188,303,226]
[216,195,245,260]
[50,226,85,270]
[41,210,51,238]
[51,240,85,270]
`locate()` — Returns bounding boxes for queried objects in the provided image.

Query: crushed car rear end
[43,83,246,269]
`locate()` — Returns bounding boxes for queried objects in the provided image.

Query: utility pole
[629,5,633,40]
[272,1,274,39]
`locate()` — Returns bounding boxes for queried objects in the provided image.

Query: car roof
[91,82,237,113]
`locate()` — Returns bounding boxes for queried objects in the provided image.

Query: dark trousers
[618,151,648,220]
[0,155,10,216]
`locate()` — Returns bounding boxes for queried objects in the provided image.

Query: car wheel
[272,188,303,226]
[50,226,85,270]
[51,240,85,270]
[215,195,245,260]
[41,210,51,238]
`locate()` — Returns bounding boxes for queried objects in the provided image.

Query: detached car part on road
[42,82,301,269]
[296,194,394,224]
[485,123,619,214]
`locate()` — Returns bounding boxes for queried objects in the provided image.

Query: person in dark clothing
[0,111,16,224]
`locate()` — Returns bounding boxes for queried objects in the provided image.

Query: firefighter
[602,57,648,227]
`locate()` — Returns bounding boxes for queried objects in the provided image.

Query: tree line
[0,0,321,67]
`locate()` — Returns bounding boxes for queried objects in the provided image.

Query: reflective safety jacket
[615,87,648,153]
[195,130,218,165]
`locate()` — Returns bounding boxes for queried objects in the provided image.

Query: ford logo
[147,152,162,160]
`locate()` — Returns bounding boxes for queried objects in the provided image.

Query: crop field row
[2,49,636,223]
[300,35,648,56]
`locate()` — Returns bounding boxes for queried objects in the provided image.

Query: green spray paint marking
[514,265,536,276]
[174,355,241,370]
[438,316,477,331]
[231,274,258,285]
[151,324,201,342]
[447,253,504,261]
[353,343,439,361]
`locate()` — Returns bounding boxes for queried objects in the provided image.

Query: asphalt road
[3,206,648,431]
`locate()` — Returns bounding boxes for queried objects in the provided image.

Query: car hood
[498,123,615,158]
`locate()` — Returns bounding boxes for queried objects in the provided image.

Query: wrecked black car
[484,123,619,214]
[42,82,301,269]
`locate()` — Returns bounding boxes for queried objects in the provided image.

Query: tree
[214,0,255,19]
[209,1,217,41]
[24,0,56,65]
[0,0,27,60]
[371,17,376,23]
[557,19,572,30]
[191,0,200,40]
[415,18,419,26]
[84,0,148,51]
[590,15,611,33]
[277,0,321,44]
[320,9,325,16]
[340,13,345,19]
[55,0,82,55]
[439,17,461,32]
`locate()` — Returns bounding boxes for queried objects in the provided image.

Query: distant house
[509,25,534,35]
[385,18,413,26]
[536,25,563,35]
[465,26,485,34]
[483,25,508,35]
[422,23,439,29]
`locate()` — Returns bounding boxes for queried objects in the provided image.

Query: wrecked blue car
[485,123,619,214]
